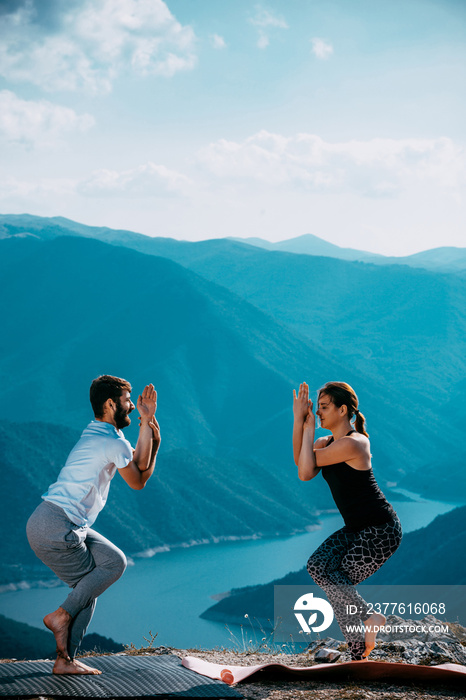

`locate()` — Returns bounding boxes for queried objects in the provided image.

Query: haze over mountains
[1,213,465,586]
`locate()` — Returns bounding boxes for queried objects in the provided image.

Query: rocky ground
[2,616,465,699]
[116,615,466,699]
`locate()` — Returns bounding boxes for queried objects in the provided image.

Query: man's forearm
[138,436,160,486]
[133,421,154,473]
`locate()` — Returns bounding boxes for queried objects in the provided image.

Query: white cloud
[0,0,197,93]
[257,32,270,50]
[0,90,94,147]
[311,37,334,60]
[197,131,465,197]
[249,5,288,48]
[0,175,76,203]
[78,162,191,198]
[211,34,226,50]
[249,6,288,29]
[0,160,190,204]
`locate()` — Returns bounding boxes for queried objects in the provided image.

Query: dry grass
[447,621,466,647]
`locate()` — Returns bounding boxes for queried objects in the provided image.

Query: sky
[0,0,465,255]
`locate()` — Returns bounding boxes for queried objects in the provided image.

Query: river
[0,492,458,649]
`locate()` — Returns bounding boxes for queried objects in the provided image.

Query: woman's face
[316,393,343,429]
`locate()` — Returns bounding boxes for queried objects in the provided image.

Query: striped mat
[0,654,242,698]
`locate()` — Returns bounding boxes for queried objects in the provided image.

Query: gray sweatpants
[26,500,126,658]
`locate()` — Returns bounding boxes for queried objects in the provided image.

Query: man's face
[114,390,135,429]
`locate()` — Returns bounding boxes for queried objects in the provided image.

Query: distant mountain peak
[229,233,383,262]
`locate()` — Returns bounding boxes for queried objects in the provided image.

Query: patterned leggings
[307,516,402,659]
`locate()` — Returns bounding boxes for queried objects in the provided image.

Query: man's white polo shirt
[42,420,133,527]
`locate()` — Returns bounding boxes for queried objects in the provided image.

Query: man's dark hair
[90,375,132,418]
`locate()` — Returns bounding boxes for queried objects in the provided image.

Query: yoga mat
[0,654,242,697]
[182,655,466,688]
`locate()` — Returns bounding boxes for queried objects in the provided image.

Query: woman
[292,381,402,660]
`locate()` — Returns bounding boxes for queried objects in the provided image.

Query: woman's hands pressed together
[292,382,317,475]
[293,382,315,431]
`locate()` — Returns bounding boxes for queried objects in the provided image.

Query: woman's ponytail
[354,410,369,437]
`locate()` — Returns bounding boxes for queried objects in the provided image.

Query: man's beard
[114,402,131,429]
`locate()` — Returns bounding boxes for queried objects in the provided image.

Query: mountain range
[2,214,466,272]
[2,214,465,406]
[0,213,465,589]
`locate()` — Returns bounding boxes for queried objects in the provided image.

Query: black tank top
[321,430,396,531]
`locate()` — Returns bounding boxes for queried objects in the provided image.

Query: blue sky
[0,0,465,254]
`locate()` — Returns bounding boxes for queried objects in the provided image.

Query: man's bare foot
[74,658,103,673]
[363,612,386,657]
[43,607,72,660]
[53,656,102,675]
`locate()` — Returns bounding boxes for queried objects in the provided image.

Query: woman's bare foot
[53,656,102,675]
[363,612,386,657]
[43,607,72,660]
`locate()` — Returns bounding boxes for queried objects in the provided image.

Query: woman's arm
[315,436,369,469]
[297,404,322,481]
[292,382,311,465]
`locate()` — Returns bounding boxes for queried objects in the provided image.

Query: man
[27,375,160,675]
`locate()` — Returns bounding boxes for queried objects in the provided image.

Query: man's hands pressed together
[138,384,161,445]
[137,383,157,421]
[119,382,161,488]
